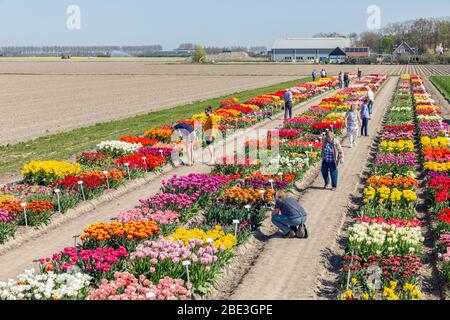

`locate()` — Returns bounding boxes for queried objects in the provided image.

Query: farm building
[270,37,351,62]
[328,47,347,64]
[344,47,371,58]
[393,41,417,58]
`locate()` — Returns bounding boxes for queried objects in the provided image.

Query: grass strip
[430,76,450,101]
[0,77,310,175]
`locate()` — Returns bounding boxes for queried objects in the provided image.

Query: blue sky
[0,0,448,49]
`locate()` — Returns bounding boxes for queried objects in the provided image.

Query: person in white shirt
[366,87,375,119]
[345,104,362,148]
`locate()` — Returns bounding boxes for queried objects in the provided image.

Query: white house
[270,38,352,62]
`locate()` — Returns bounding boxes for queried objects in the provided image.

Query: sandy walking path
[0,89,337,282]
[230,77,398,300]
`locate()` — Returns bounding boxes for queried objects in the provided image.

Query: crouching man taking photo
[271,192,308,239]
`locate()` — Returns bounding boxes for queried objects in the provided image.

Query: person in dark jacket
[321,131,344,191]
[283,89,294,120]
[338,71,343,89]
[271,192,308,239]
[312,70,317,82]
[344,72,350,88]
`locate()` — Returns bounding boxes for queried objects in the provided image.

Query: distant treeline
[0,45,163,57]
[0,44,269,57]
[315,17,450,55]
[176,43,267,55]
[359,17,450,55]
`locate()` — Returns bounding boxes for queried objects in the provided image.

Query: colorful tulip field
[411,75,450,289]
[0,74,392,300]
[339,74,450,301]
[0,77,338,244]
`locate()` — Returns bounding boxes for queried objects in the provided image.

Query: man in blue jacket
[283,89,294,120]
[271,192,308,239]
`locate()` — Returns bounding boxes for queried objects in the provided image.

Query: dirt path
[0,89,337,282]
[229,77,398,300]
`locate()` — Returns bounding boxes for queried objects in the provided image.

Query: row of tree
[177,43,267,55]
[314,17,450,55]
[0,45,163,56]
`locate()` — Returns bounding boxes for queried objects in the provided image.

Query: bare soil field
[1,60,450,76]
[1,60,449,146]
[0,74,297,145]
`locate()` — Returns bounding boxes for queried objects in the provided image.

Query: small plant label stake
[244,205,252,221]
[124,163,131,180]
[54,189,62,213]
[182,260,191,288]
[21,202,28,227]
[78,181,86,201]
[145,291,156,299]
[33,258,40,272]
[268,179,274,190]
[159,150,164,158]
[73,235,80,248]
[103,171,110,190]
[259,190,266,202]
[206,238,214,249]
[367,266,382,291]
[346,248,355,291]
[233,220,240,237]
[142,157,147,171]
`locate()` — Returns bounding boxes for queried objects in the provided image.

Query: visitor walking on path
[345,104,362,148]
[271,192,308,239]
[173,122,195,166]
[203,106,218,165]
[344,72,350,88]
[283,89,294,119]
[320,69,327,78]
[321,131,344,191]
[366,86,375,118]
[338,71,343,89]
[360,98,371,137]
[358,68,363,81]
[312,69,317,82]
